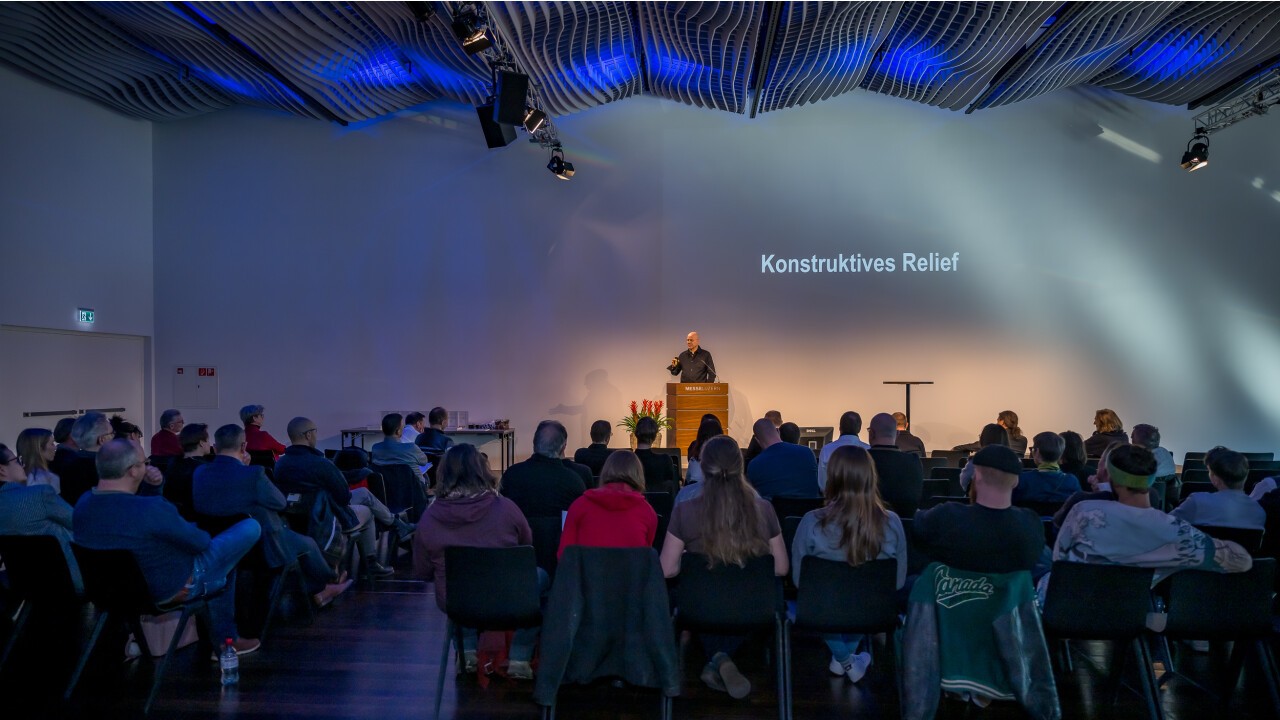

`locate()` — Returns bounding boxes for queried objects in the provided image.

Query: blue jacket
[1013,469,1081,504]
[193,455,289,565]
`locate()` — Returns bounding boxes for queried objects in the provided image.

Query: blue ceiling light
[1122,31,1224,84]
[874,38,953,89]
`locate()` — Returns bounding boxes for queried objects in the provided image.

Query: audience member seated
[743,409,782,466]
[747,418,820,499]
[150,409,185,458]
[162,423,211,518]
[684,416,724,485]
[633,417,678,496]
[996,410,1027,457]
[573,420,616,478]
[17,427,61,493]
[791,445,906,684]
[1057,430,1095,490]
[110,415,143,446]
[865,413,923,518]
[1052,444,1252,586]
[242,404,287,461]
[1012,432,1081,504]
[818,411,870,489]
[912,445,1044,575]
[401,412,426,444]
[52,411,113,506]
[953,421,1011,455]
[563,456,594,490]
[892,412,926,456]
[53,417,79,465]
[194,425,350,608]
[778,422,801,445]
[413,407,455,454]
[500,420,586,519]
[1170,446,1265,530]
[558,451,657,558]
[412,444,543,679]
[274,417,408,578]
[0,442,81,590]
[371,413,429,475]
[1084,408,1128,458]
[1052,444,1120,529]
[73,439,263,655]
[1131,423,1177,509]
[660,436,787,699]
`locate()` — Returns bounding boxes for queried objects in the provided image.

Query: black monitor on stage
[797,426,833,456]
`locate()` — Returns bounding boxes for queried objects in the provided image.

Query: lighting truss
[1192,68,1280,135]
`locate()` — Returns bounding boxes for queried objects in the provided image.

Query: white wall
[150,85,1280,458]
[0,65,155,437]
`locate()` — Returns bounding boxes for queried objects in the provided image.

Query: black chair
[643,492,674,518]
[931,466,962,481]
[64,544,222,714]
[0,535,81,675]
[1246,468,1279,493]
[672,553,786,720]
[1022,458,1038,469]
[770,497,822,522]
[1183,451,1207,465]
[434,546,543,720]
[1040,562,1161,720]
[1159,558,1279,710]
[1193,525,1264,555]
[929,450,967,468]
[370,462,428,522]
[1181,469,1210,485]
[653,514,669,552]
[918,457,949,477]
[781,516,803,558]
[1242,452,1275,463]
[191,512,314,641]
[535,546,676,720]
[787,558,899,720]
[920,478,952,501]
[527,515,563,578]
[423,451,444,489]
[247,450,276,476]
[1179,480,1214,501]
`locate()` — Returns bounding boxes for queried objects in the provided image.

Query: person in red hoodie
[241,404,287,460]
[558,451,657,558]
[412,443,542,679]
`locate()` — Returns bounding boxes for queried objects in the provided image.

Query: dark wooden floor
[2,565,1276,720]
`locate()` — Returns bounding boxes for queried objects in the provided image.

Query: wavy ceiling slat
[1091,1,1280,105]
[488,1,641,117]
[0,1,230,121]
[187,1,439,122]
[861,2,1057,111]
[756,2,902,114]
[969,1,1181,111]
[636,1,764,113]
[92,2,321,119]
[354,1,490,107]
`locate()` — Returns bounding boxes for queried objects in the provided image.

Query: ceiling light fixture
[451,10,492,55]
[522,107,547,133]
[547,148,575,180]
[1179,130,1209,172]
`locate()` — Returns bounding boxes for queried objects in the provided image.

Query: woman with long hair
[1085,408,1129,457]
[412,444,542,680]
[996,410,1026,457]
[558,450,657,557]
[791,445,906,682]
[1058,431,1094,489]
[16,428,60,492]
[685,416,724,484]
[660,436,787,699]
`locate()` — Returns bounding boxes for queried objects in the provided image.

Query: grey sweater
[790,506,908,589]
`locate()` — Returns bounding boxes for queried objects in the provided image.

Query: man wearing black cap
[911,445,1045,574]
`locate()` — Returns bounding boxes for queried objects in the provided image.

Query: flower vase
[629,433,638,450]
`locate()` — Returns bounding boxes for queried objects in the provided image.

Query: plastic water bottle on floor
[220,639,239,686]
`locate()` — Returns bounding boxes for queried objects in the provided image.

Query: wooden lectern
[666,382,728,450]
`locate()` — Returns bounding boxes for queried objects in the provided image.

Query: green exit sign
[77,308,95,323]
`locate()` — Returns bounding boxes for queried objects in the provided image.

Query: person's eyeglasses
[0,455,18,466]
[304,428,317,436]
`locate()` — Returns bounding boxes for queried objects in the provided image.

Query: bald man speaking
[667,331,717,383]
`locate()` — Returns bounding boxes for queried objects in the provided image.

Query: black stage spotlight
[452,14,492,55]
[1180,131,1209,172]
[523,107,547,133]
[547,149,575,180]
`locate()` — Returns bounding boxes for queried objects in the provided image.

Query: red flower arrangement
[618,398,674,432]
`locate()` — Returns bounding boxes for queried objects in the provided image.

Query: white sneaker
[507,659,534,680]
[845,652,872,683]
[828,657,846,676]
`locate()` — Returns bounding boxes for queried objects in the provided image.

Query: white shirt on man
[401,426,419,444]
[817,434,870,491]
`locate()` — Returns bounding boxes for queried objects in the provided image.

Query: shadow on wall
[548,369,622,451]
[727,387,754,448]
